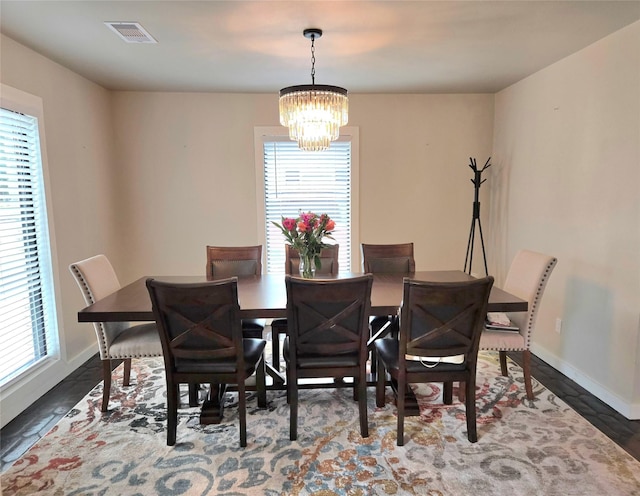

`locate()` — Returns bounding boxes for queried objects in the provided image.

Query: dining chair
[361,242,415,273]
[146,277,267,447]
[69,254,162,412]
[205,245,264,339]
[205,244,282,392]
[479,250,557,400]
[270,244,340,371]
[284,274,373,441]
[361,242,416,371]
[375,276,494,445]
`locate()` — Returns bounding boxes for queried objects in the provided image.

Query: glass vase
[299,253,316,279]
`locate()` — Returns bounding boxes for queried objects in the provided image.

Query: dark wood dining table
[77,271,527,421]
[78,270,526,322]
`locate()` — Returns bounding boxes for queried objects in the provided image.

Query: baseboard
[0,345,97,428]
[531,343,639,420]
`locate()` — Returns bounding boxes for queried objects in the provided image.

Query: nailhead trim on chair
[70,263,110,359]
[70,263,161,360]
[481,255,557,352]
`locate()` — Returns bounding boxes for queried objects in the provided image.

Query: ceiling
[2,1,639,94]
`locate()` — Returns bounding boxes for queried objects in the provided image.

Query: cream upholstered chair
[480,250,557,400]
[69,254,162,412]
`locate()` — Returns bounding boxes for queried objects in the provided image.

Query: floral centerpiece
[272,212,335,278]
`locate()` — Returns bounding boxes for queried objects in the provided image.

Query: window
[255,127,359,274]
[0,86,58,387]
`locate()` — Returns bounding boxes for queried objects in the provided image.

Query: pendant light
[279,28,348,151]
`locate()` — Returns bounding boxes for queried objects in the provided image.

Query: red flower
[282,218,296,231]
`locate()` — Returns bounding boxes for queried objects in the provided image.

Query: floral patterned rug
[2,353,639,495]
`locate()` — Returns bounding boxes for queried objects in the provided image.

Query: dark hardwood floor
[2,350,639,473]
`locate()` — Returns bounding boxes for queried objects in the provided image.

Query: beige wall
[491,21,640,416]
[111,91,494,279]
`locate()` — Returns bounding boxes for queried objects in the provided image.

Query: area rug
[2,353,639,495]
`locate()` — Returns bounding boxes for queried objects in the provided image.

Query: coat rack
[464,157,491,276]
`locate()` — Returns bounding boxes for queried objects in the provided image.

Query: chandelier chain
[310,34,316,85]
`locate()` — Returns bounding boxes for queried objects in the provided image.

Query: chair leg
[358,374,369,438]
[522,350,534,400]
[289,373,298,441]
[101,360,112,412]
[166,382,178,446]
[443,381,453,405]
[238,377,247,447]
[122,358,132,386]
[188,383,199,407]
[396,373,406,446]
[376,355,386,408]
[271,326,282,371]
[256,356,267,408]
[465,375,478,443]
[458,382,466,403]
[499,351,508,376]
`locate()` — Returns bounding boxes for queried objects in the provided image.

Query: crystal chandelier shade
[279,29,348,152]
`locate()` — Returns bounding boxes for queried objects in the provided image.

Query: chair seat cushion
[283,337,358,368]
[242,319,264,339]
[480,328,526,351]
[374,338,466,372]
[108,323,162,359]
[175,338,266,373]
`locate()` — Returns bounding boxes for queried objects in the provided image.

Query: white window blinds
[0,106,55,385]
[262,140,352,274]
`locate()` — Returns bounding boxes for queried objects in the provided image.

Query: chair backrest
[361,243,415,273]
[146,277,244,372]
[503,250,557,345]
[285,244,339,275]
[285,274,373,359]
[398,276,494,366]
[206,245,262,279]
[69,254,128,357]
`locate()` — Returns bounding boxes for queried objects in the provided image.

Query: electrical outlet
[555,318,562,334]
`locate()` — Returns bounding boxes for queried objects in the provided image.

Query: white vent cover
[105,22,157,44]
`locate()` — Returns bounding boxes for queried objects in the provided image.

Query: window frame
[0,84,62,395]
[254,126,360,272]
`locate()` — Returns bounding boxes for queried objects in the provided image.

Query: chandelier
[279,28,348,152]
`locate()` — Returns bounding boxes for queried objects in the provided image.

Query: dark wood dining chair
[205,245,264,340]
[270,244,340,372]
[284,274,373,441]
[361,242,415,273]
[284,243,339,276]
[206,245,262,281]
[375,276,493,445]
[146,277,267,447]
[205,244,283,390]
[361,242,416,371]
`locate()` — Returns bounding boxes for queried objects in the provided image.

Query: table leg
[200,383,226,424]
[389,379,420,416]
[266,363,285,384]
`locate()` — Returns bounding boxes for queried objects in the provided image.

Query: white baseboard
[531,343,639,420]
[0,345,98,428]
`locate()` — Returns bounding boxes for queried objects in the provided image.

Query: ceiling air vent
[104,22,157,44]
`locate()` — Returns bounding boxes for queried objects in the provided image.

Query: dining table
[78,270,527,422]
